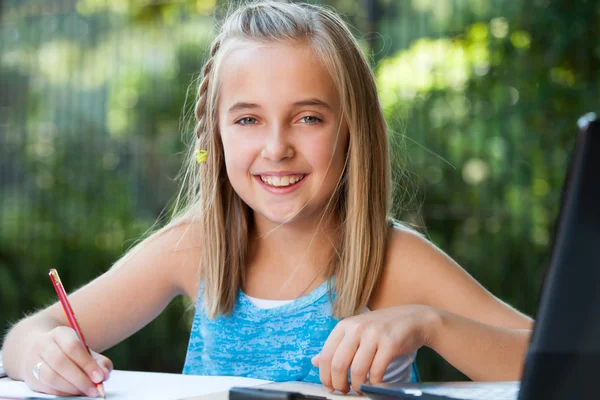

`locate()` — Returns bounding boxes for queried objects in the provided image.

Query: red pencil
[48,269,106,398]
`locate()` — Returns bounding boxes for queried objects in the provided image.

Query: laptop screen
[527,113,600,354]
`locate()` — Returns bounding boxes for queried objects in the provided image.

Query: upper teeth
[260,175,305,187]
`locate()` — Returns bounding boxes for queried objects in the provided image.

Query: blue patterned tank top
[183,280,416,383]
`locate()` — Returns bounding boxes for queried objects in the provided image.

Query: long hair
[161,0,393,319]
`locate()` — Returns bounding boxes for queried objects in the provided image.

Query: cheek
[221,135,256,180]
[306,133,347,171]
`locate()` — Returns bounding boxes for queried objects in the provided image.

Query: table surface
[0,352,365,400]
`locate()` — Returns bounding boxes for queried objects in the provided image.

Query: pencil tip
[97,382,106,398]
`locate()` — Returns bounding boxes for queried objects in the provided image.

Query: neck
[248,213,339,279]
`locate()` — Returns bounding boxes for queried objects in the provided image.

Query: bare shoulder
[369,223,532,329]
[368,224,437,309]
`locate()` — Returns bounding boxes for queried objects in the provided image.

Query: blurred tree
[376,0,599,380]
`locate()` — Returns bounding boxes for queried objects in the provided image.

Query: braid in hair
[195,36,222,139]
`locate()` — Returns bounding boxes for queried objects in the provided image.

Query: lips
[253,172,308,193]
[259,174,306,187]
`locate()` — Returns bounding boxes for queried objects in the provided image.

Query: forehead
[217,40,339,110]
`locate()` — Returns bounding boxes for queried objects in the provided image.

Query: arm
[315,226,533,393]
[1,222,201,393]
[372,227,533,379]
[428,308,531,381]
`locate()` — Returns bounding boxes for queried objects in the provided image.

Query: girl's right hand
[23,326,112,398]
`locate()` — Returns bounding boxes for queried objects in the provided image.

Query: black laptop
[361,113,600,400]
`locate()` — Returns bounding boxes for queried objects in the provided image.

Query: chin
[265,212,299,225]
[257,208,305,226]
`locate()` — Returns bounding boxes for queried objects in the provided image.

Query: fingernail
[87,387,99,397]
[91,370,104,383]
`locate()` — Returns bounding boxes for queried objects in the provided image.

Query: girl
[2,1,533,397]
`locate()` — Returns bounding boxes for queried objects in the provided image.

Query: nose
[261,124,295,162]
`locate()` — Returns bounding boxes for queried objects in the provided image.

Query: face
[217,40,348,229]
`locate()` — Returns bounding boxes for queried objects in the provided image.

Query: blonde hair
[165,0,393,319]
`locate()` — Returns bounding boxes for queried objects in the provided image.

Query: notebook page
[0,369,271,400]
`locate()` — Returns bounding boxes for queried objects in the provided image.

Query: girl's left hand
[311,305,439,394]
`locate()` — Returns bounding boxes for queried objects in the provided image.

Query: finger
[92,352,114,379]
[350,341,377,393]
[25,364,75,398]
[43,337,100,397]
[369,345,394,384]
[35,357,86,396]
[311,353,320,367]
[24,338,75,396]
[55,331,107,384]
[329,334,360,394]
[318,326,346,390]
[30,381,78,398]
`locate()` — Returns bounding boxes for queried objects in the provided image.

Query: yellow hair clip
[196,149,208,163]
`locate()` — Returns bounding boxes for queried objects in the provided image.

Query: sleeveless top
[182,280,417,383]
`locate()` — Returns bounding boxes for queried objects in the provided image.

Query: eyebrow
[227,98,333,114]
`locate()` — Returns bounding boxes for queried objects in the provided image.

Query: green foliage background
[1,0,598,381]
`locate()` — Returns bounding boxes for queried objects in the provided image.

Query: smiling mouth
[259,174,306,188]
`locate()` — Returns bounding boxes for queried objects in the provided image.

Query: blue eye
[300,116,321,124]
[237,117,257,125]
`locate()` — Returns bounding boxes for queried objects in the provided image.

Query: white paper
[0,369,272,400]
